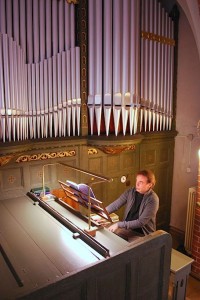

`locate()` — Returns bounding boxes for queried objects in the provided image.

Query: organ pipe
[87,0,175,136]
[19,0,26,61]
[94,0,103,136]
[152,0,158,131]
[46,0,51,59]
[0,0,6,34]
[6,0,12,38]
[40,60,45,138]
[88,0,95,135]
[33,0,39,63]
[40,0,45,61]
[103,0,112,136]
[66,50,72,136]
[121,0,130,135]
[0,0,80,141]
[0,0,175,141]
[113,0,122,136]
[0,35,5,141]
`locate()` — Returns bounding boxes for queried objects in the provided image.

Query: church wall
[170,6,200,232]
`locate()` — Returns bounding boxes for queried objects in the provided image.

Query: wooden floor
[169,232,200,300]
[186,275,200,300]
[168,272,200,300]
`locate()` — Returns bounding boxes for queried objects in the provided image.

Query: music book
[58,180,112,222]
[66,180,96,204]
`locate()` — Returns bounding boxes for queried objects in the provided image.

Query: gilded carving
[82,68,86,77]
[82,78,86,88]
[0,155,13,166]
[8,175,16,184]
[77,0,88,134]
[83,114,88,126]
[67,0,79,4]
[16,151,76,163]
[141,31,175,46]
[88,148,98,155]
[96,145,135,155]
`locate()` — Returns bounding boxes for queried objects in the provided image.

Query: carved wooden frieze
[94,145,135,155]
[88,148,98,155]
[141,31,175,46]
[0,155,14,166]
[15,151,76,163]
[87,135,143,155]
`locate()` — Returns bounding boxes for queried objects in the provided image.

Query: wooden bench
[170,249,194,300]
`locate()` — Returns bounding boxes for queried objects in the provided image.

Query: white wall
[170,5,200,231]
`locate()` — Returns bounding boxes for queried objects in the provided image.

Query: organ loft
[0,0,194,299]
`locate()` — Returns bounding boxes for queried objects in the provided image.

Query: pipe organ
[0,0,80,142]
[0,3,177,298]
[140,0,175,133]
[88,0,175,136]
[0,0,175,142]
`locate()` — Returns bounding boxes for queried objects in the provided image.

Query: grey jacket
[106,187,159,235]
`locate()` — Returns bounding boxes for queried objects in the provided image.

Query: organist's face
[135,175,152,194]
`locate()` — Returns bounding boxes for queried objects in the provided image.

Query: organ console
[0,163,172,299]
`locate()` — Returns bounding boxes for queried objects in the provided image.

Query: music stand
[58,180,112,235]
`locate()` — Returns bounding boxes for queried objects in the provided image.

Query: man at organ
[106,169,159,242]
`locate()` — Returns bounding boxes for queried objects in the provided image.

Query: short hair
[136,169,156,187]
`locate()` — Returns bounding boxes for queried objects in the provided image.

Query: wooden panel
[121,151,136,170]
[156,165,171,229]
[19,230,171,300]
[1,167,23,190]
[56,159,78,183]
[107,154,120,172]
[159,146,170,163]
[95,262,128,299]
[88,156,104,174]
[131,248,164,299]
[28,158,78,191]
[139,137,174,231]
[141,148,157,166]
[107,176,123,201]
[29,163,44,188]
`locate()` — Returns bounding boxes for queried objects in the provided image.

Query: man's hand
[107,222,119,232]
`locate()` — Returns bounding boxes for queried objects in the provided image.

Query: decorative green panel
[139,134,175,231]
[1,167,23,190]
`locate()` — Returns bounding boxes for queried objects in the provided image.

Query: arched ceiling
[177,0,200,61]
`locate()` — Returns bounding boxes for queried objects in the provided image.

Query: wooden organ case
[0,164,172,300]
